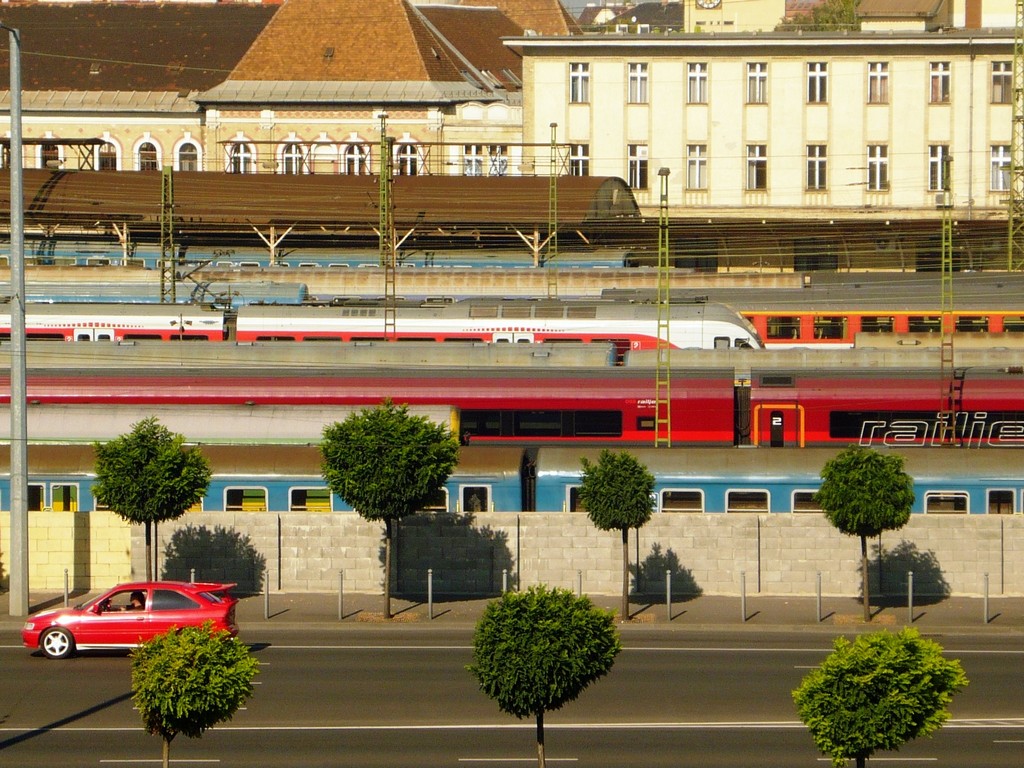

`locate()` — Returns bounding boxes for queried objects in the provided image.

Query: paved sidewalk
[4,589,1024,634]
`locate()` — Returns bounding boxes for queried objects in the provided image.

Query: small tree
[94,417,212,580]
[320,399,459,618]
[131,623,259,768]
[577,449,655,620]
[816,445,914,622]
[468,585,621,768]
[777,0,858,31]
[793,628,967,768]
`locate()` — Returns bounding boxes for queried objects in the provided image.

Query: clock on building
[696,0,722,8]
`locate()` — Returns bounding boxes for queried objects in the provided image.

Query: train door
[752,404,805,447]
[492,332,534,344]
[73,327,116,342]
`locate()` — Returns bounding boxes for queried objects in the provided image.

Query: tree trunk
[861,534,871,623]
[163,736,171,768]
[145,522,153,582]
[536,710,545,768]
[621,527,630,621]
[384,518,393,620]
[856,755,866,768]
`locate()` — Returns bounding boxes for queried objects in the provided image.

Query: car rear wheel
[40,628,75,659]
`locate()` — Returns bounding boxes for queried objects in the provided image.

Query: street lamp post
[3,22,28,616]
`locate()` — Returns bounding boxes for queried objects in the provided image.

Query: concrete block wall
[119,511,1024,599]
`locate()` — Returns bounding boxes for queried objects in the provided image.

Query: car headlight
[23,622,34,631]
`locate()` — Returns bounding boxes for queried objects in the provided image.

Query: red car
[22,581,239,659]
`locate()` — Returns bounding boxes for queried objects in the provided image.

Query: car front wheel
[40,627,75,659]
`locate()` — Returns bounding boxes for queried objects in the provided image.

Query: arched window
[138,142,158,171]
[178,142,200,172]
[98,142,118,171]
[394,143,420,176]
[227,142,255,174]
[280,142,304,174]
[310,143,337,174]
[341,143,370,175]
[40,144,60,170]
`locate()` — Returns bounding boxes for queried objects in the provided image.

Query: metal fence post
[502,568,508,593]
[665,569,672,622]
[816,571,822,623]
[189,568,195,584]
[740,571,747,622]
[907,570,914,623]
[264,568,270,620]
[577,570,582,597]
[63,568,69,607]
[984,572,990,625]
[428,569,434,621]
[338,570,344,621]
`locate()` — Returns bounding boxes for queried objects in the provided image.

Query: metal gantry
[546,122,559,298]
[938,154,958,444]
[378,113,397,340]
[159,165,175,303]
[1010,0,1024,270]
[655,168,672,447]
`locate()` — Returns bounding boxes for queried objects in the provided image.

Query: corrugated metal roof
[857,0,945,18]
[4,90,199,113]
[198,79,495,105]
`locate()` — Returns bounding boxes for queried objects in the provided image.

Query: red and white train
[0,299,762,351]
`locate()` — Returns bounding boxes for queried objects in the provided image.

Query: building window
[98,142,118,171]
[627,144,648,189]
[569,143,590,176]
[991,145,1011,191]
[463,144,484,176]
[342,142,371,175]
[628,62,648,104]
[280,142,304,174]
[687,62,708,104]
[992,61,1012,104]
[178,142,199,172]
[807,62,827,103]
[686,144,707,190]
[569,62,590,103]
[867,144,889,191]
[867,61,889,104]
[395,143,420,176]
[489,145,508,176]
[806,144,827,191]
[40,144,60,170]
[746,62,767,104]
[227,142,255,174]
[137,142,158,171]
[310,144,337,174]
[928,144,950,191]
[930,61,951,103]
[746,144,767,190]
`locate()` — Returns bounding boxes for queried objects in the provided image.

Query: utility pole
[1009,0,1024,270]
[938,154,958,445]
[378,113,396,340]
[3,21,29,616]
[160,165,175,303]
[546,122,558,298]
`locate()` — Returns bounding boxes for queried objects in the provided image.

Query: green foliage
[468,585,621,719]
[577,449,655,532]
[93,417,211,526]
[320,400,459,523]
[816,446,915,539]
[793,628,968,767]
[777,0,858,31]
[131,622,258,744]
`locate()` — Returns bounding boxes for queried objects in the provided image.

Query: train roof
[535,446,1024,481]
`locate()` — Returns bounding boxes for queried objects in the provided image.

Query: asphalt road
[2,627,1023,767]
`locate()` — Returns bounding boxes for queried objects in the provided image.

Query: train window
[225,487,268,512]
[661,490,703,513]
[535,306,565,319]
[460,486,489,513]
[573,411,622,437]
[289,488,332,512]
[908,315,940,333]
[462,410,503,437]
[766,316,800,340]
[987,489,1015,515]
[567,486,584,513]
[924,492,968,514]
[860,316,894,333]
[28,484,44,512]
[50,484,78,512]
[956,316,988,333]
[501,306,531,319]
[1003,315,1024,332]
[726,490,769,513]
[714,336,730,349]
[421,488,449,513]
[469,305,499,318]
[513,411,563,437]
[759,374,795,387]
[792,490,822,513]
[636,416,655,431]
[813,316,846,340]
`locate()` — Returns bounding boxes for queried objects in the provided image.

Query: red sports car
[22,581,239,659]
